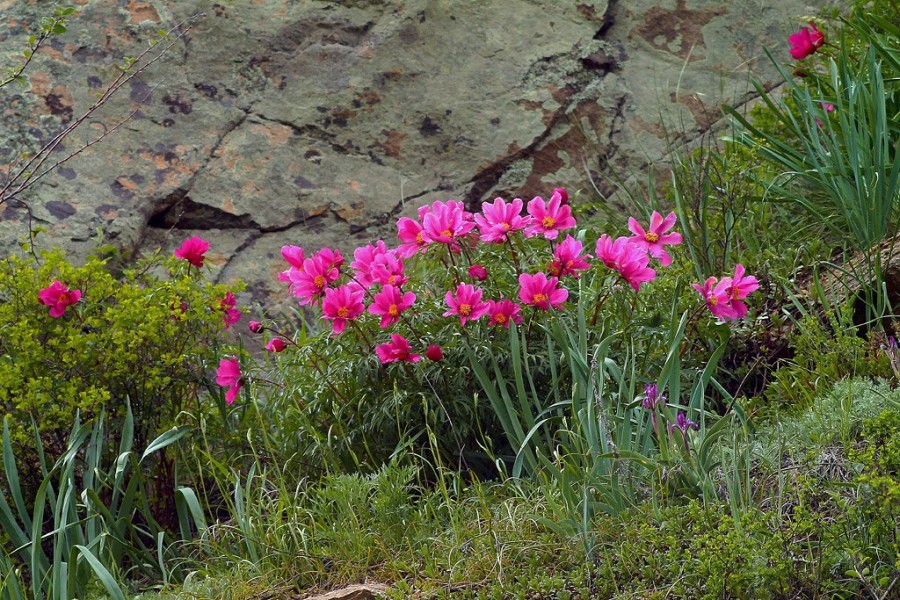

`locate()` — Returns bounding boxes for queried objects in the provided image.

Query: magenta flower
[443,283,490,325]
[289,255,337,305]
[474,197,529,243]
[627,211,682,266]
[642,383,666,433]
[553,187,568,205]
[278,245,305,283]
[669,411,699,451]
[396,205,431,258]
[595,235,656,291]
[174,236,210,268]
[215,356,243,405]
[725,264,759,318]
[693,276,738,320]
[422,200,475,245]
[314,247,344,275]
[370,251,408,287]
[266,338,287,353]
[375,334,421,364]
[525,191,576,240]
[518,272,568,310]
[38,280,82,318]
[548,235,591,278]
[789,22,824,60]
[322,284,366,334]
[487,299,523,328]
[351,240,390,288]
[425,344,444,362]
[219,292,241,328]
[468,264,488,281]
[369,284,416,328]
[249,321,262,333]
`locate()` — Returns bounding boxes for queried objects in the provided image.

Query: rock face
[0,0,819,311]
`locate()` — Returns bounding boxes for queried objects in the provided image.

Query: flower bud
[249,321,262,333]
[425,344,444,362]
[468,264,488,281]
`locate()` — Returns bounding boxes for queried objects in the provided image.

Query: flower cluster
[788,22,824,60]
[692,264,759,321]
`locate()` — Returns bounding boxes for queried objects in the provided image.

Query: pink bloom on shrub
[314,248,344,280]
[219,292,241,328]
[422,200,475,245]
[174,236,210,268]
[443,283,490,325]
[553,188,568,205]
[425,344,444,362]
[369,284,416,328]
[216,356,243,405]
[525,191,576,240]
[289,256,338,305]
[693,276,738,320]
[723,264,759,318]
[249,321,262,333]
[518,272,568,310]
[815,102,836,128]
[38,280,82,318]
[627,211,682,266]
[468,264,488,281]
[396,205,432,258]
[322,284,366,334]
[371,251,408,287]
[351,240,390,288]
[278,245,305,282]
[487,299,523,328]
[595,235,657,291]
[789,22,824,60]
[474,197,529,243]
[548,235,591,278]
[375,334,421,364]
[266,338,287,353]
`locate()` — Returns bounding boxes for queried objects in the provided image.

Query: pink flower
[375,334,421,364]
[351,240,390,288]
[724,264,759,318]
[218,292,241,328]
[443,283,490,325]
[249,321,262,333]
[396,205,431,258]
[789,22,824,60]
[474,197,530,243]
[425,344,444,362]
[289,255,337,305]
[38,280,82,318]
[518,273,568,310]
[266,338,287,353]
[369,284,416,328]
[174,236,210,268]
[815,102,835,128]
[215,356,243,405]
[693,276,738,320]
[278,245,305,283]
[525,191,576,240]
[370,251,408,287]
[548,235,591,278]
[553,188,568,205]
[468,264,488,281]
[595,235,656,291]
[422,200,475,245]
[627,211,682,266]
[314,247,344,274]
[322,284,366,334]
[487,299,523,328]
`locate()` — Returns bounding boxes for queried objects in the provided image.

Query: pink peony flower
[375,334,421,364]
[249,321,262,333]
[422,200,475,245]
[314,247,344,274]
[525,190,576,240]
[278,245,305,283]
[595,235,656,291]
[351,240,390,288]
[425,344,444,362]
[627,211,682,266]
[468,264,488,281]
[266,338,287,353]
[218,292,241,329]
[369,284,416,328]
[174,236,210,268]
[548,235,591,278]
[396,205,432,258]
[474,197,530,243]
[38,280,82,318]
[215,356,243,405]
[789,22,824,60]
[289,255,338,305]
[370,250,408,287]
[553,188,568,205]
[443,283,490,325]
[322,284,366,334]
[518,272,568,310]
[693,276,738,320]
[487,299,523,328]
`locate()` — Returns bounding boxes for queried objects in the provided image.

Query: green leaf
[73,545,126,600]
[140,425,191,464]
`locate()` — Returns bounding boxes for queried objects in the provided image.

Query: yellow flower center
[501,222,511,231]
[314,275,326,289]
[416,231,424,244]
[459,303,472,316]
[389,304,400,316]
[708,296,718,306]
[441,229,453,238]
[388,275,396,284]
[59,292,70,304]
[533,293,547,304]
[645,232,659,243]
[337,307,350,318]
[494,313,507,324]
[541,216,555,229]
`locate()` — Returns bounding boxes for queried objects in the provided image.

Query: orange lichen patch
[349,181,361,192]
[356,90,381,107]
[125,0,160,23]
[27,71,51,97]
[630,0,726,62]
[335,201,364,221]
[248,122,292,146]
[114,176,139,193]
[97,206,119,219]
[222,198,236,214]
[371,129,406,159]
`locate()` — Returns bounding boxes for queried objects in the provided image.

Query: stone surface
[0,0,824,313]
[301,583,388,600]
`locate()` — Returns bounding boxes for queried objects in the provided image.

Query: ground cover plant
[1,2,898,598]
